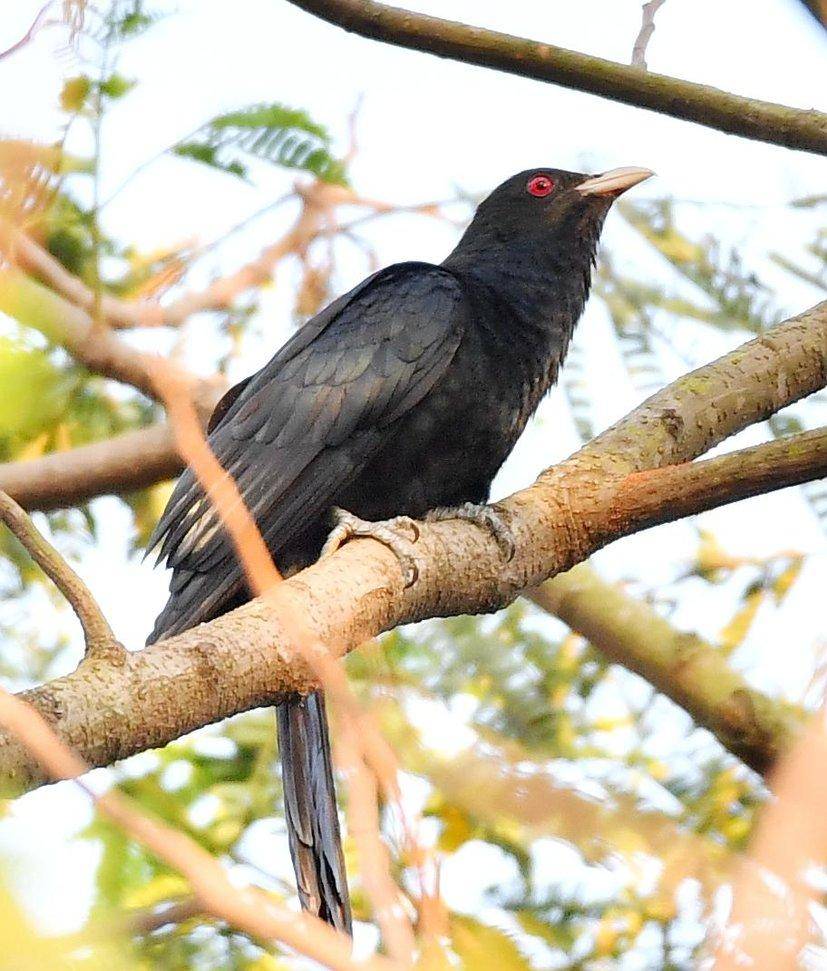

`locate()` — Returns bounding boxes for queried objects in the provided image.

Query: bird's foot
[425,502,516,561]
[321,508,421,587]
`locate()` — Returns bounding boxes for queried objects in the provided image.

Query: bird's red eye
[527,175,554,197]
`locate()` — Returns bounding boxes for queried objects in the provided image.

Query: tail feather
[277,691,352,934]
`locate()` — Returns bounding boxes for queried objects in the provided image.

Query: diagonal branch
[527,564,805,776]
[0,489,122,660]
[5,182,449,330]
[0,300,823,793]
[0,266,224,414]
[282,0,827,155]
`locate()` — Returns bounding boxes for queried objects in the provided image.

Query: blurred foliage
[174,103,348,185]
[0,881,134,971]
[0,1,825,968]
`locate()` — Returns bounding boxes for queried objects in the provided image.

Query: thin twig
[631,0,667,69]
[120,897,201,937]
[0,489,122,660]
[0,3,54,63]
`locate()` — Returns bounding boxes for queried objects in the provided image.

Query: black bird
[147,164,652,932]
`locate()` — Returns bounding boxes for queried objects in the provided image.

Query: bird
[146,164,653,934]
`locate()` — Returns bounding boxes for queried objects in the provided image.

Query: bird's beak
[575,166,654,198]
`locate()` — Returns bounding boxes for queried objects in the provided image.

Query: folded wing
[147,261,466,643]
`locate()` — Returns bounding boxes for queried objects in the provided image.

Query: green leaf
[0,337,76,451]
[112,4,162,38]
[99,73,137,100]
[173,102,347,184]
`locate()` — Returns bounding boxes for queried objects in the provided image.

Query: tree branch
[527,564,805,776]
[4,182,446,331]
[282,0,827,155]
[0,267,224,414]
[0,300,823,793]
[603,425,827,537]
[631,0,667,69]
[0,423,184,511]
[0,489,123,660]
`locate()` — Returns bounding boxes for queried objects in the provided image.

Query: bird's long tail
[276,691,352,933]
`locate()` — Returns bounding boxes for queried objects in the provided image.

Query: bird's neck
[443,233,597,360]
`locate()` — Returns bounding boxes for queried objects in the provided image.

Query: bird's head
[445,165,653,279]
[467,165,652,243]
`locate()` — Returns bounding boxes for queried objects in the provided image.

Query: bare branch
[6,182,448,331]
[528,563,804,775]
[282,0,827,155]
[796,0,827,32]
[0,423,184,512]
[119,897,201,937]
[0,301,823,794]
[0,489,122,660]
[604,425,827,535]
[631,0,667,69]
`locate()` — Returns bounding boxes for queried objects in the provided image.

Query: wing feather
[147,262,466,643]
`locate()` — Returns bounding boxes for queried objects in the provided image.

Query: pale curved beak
[575,166,654,198]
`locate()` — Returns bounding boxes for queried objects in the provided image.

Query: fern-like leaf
[173,103,347,184]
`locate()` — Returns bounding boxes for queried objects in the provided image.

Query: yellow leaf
[435,803,473,853]
[14,431,49,460]
[773,559,803,603]
[450,915,532,970]
[243,955,291,970]
[719,591,764,654]
[696,530,737,576]
[594,914,619,956]
[644,895,678,923]
[121,873,190,909]
[60,75,91,112]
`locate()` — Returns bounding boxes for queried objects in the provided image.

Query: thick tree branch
[0,301,823,793]
[0,423,184,511]
[282,0,827,155]
[602,425,827,536]
[527,565,805,776]
[0,490,123,660]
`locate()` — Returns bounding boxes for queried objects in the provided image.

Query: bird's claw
[425,502,516,561]
[321,508,421,586]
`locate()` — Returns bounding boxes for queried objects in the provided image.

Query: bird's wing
[147,261,465,642]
